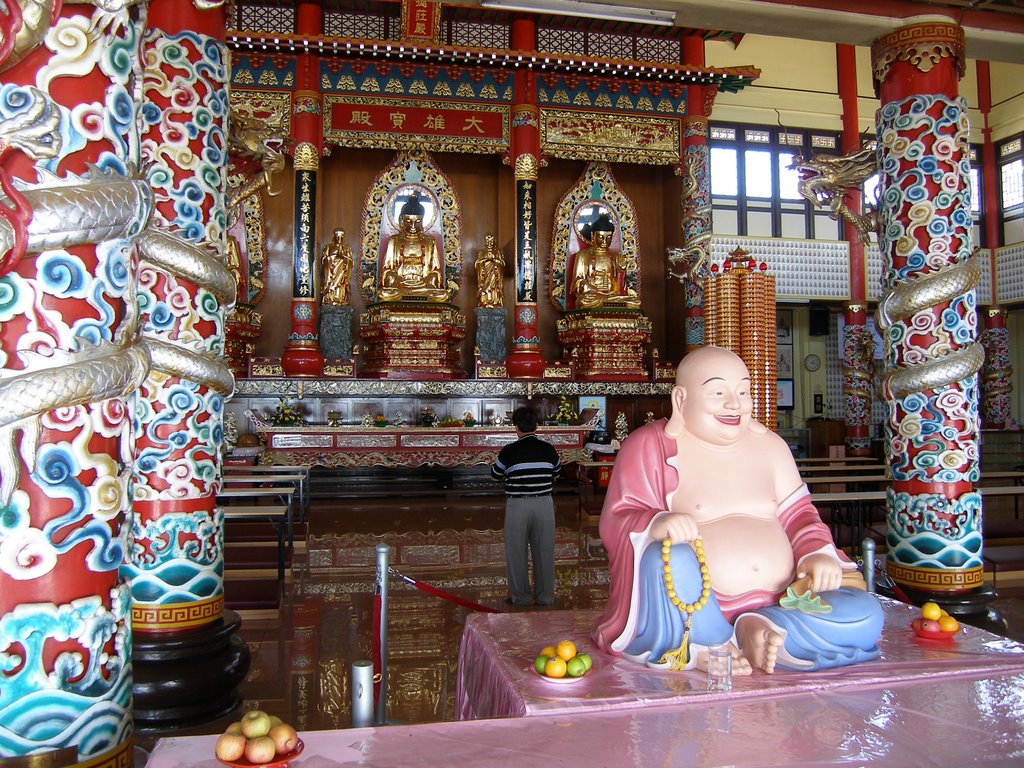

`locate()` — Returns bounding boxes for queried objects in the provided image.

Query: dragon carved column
[980,307,1013,429]
[0,0,149,762]
[872,19,996,625]
[670,36,714,353]
[123,0,249,725]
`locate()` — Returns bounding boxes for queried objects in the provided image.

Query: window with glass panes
[709,125,841,240]
[999,135,1024,246]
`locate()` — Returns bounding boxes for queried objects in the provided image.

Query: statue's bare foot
[694,644,753,677]
[735,617,785,673]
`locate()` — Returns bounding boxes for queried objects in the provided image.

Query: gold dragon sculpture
[792,139,878,243]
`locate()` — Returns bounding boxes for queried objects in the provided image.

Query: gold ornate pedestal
[360,302,467,379]
[557,308,652,381]
[226,304,263,378]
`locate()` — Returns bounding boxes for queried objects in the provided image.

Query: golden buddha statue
[568,214,640,310]
[379,193,450,302]
[475,233,504,308]
[321,228,353,306]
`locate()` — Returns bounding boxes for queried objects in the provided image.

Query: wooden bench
[223,464,310,520]
[221,504,289,581]
[217,484,296,546]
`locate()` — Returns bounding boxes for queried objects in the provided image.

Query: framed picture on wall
[776,345,793,378]
[777,379,795,410]
[777,309,793,343]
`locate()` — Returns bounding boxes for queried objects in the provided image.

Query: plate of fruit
[910,601,960,641]
[215,710,304,768]
[533,639,593,684]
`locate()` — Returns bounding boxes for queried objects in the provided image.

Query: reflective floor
[135,480,1024,758]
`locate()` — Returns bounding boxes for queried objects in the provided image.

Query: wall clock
[804,354,821,372]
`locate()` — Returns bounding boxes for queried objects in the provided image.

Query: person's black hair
[512,406,538,433]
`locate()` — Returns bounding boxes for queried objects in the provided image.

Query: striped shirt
[491,433,562,497]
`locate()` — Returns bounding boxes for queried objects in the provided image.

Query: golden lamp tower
[703,248,778,430]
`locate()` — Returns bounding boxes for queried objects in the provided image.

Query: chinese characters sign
[325,96,508,153]
[401,0,440,42]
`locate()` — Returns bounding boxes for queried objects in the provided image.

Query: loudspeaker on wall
[809,306,830,337]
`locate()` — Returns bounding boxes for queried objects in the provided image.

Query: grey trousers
[504,495,555,605]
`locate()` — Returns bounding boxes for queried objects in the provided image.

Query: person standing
[491,406,562,607]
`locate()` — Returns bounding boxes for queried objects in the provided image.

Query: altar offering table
[455,600,1024,720]
[147,669,1024,767]
[246,416,589,468]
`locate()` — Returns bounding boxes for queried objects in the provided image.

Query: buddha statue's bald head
[666,346,764,444]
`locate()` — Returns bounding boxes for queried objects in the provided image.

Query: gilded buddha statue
[379,193,450,302]
[568,213,639,310]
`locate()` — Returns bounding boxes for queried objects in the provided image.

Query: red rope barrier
[371,594,382,709]
[391,568,500,613]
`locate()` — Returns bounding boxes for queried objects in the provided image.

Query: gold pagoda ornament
[703,248,778,431]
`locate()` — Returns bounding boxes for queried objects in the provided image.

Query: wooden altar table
[454,600,1024,721]
[250,424,589,469]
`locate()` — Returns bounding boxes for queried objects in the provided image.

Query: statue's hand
[649,512,699,544]
[797,553,843,593]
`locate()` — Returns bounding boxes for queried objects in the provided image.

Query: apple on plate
[214,732,247,762]
[269,723,299,754]
[245,735,278,764]
[240,709,273,739]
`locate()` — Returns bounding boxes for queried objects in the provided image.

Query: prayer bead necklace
[659,537,712,671]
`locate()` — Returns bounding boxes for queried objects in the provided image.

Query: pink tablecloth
[455,598,1024,720]
[147,671,1024,767]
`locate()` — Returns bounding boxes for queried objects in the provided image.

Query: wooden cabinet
[807,419,846,458]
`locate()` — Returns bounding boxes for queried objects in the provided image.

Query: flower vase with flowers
[555,396,578,425]
[268,398,306,427]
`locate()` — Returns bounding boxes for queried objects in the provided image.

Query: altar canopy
[551,163,651,380]
[358,150,468,378]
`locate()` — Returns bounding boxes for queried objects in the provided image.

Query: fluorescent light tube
[481,0,676,26]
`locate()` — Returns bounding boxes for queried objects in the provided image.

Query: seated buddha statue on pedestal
[568,213,640,311]
[379,192,450,302]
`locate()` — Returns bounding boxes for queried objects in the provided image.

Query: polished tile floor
[135,480,1024,759]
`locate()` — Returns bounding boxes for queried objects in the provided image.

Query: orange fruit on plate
[938,615,959,633]
[544,657,567,678]
[921,602,942,621]
[539,645,556,658]
[555,640,577,661]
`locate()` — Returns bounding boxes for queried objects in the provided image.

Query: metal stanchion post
[351,660,374,728]
[862,538,876,593]
[375,543,389,726]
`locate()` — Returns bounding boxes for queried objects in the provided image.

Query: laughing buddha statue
[379,193,450,302]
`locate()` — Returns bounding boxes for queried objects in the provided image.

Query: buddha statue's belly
[697,516,795,597]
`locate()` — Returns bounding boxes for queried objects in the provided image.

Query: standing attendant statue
[475,234,504,308]
[474,233,508,362]
[319,228,355,359]
[321,228,353,306]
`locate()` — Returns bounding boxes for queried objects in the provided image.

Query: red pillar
[872,19,988,608]
[505,17,546,378]
[281,0,326,377]
[837,43,872,456]
[679,34,712,354]
[0,0,144,761]
[129,0,250,726]
[975,60,1013,429]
